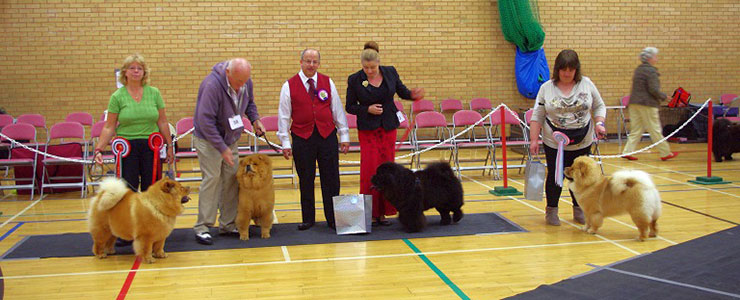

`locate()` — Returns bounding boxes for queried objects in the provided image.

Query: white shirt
[277,70,350,149]
[226,77,244,110]
[531,76,606,150]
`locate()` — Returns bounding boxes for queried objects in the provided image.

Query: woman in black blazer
[345,41,424,226]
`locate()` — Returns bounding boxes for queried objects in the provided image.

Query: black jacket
[345,65,414,131]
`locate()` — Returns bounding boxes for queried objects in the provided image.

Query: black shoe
[297,222,314,230]
[327,222,336,230]
[195,232,213,245]
[115,238,132,247]
[218,228,239,237]
[372,219,392,227]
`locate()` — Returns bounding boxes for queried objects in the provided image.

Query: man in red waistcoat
[277,48,350,231]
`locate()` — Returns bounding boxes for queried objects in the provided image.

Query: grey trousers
[193,136,239,235]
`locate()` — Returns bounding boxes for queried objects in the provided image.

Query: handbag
[524,157,546,201]
[332,194,372,235]
[546,118,590,145]
[669,87,691,108]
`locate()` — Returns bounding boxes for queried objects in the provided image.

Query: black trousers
[543,144,591,208]
[292,128,339,224]
[121,139,157,192]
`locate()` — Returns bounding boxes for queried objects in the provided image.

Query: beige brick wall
[1,0,738,134]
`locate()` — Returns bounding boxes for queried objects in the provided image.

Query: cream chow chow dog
[564,156,661,241]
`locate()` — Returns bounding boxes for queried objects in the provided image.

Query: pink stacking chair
[172,117,200,182]
[257,115,294,182]
[412,99,435,115]
[255,116,281,155]
[40,121,87,198]
[452,110,494,177]
[720,93,738,106]
[16,114,48,143]
[395,110,415,153]
[238,116,255,156]
[65,112,94,126]
[0,114,13,129]
[470,98,493,127]
[470,98,492,111]
[344,114,362,153]
[0,114,13,154]
[86,120,115,191]
[66,112,94,140]
[524,109,543,151]
[0,123,39,199]
[440,98,463,113]
[440,98,464,125]
[411,111,454,169]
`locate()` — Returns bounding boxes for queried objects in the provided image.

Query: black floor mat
[2,212,524,259]
[507,226,740,299]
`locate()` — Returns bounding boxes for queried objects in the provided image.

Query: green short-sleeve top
[107,85,164,140]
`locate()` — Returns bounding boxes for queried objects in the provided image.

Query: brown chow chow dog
[88,177,190,263]
[236,154,275,240]
[564,156,661,241]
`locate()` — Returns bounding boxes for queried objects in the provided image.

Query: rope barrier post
[689,100,729,185]
[490,107,522,196]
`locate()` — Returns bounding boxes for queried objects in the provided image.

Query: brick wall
[1,0,738,134]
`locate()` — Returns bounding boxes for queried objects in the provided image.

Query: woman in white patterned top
[529,49,607,226]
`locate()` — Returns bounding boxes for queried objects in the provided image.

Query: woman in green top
[94,54,174,192]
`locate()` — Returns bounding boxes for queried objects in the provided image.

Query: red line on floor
[116,256,142,300]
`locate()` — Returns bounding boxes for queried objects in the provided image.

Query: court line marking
[604,161,740,199]
[0,239,636,280]
[508,177,678,245]
[272,212,291,262]
[587,263,740,298]
[281,246,291,262]
[462,175,641,255]
[0,223,24,242]
[403,239,470,300]
[0,195,45,230]
[116,256,142,300]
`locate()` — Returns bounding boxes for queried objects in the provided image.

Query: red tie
[307,78,317,101]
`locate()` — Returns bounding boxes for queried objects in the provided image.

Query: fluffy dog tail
[611,170,655,194]
[611,169,662,218]
[92,177,130,211]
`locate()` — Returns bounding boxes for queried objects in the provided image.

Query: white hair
[640,47,659,63]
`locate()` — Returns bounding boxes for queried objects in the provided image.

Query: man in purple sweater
[193,58,265,245]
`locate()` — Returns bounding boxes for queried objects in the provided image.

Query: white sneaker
[195,232,213,245]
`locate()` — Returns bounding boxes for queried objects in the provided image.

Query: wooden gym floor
[0,141,738,299]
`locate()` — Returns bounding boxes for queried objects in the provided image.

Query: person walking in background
[621,47,679,161]
[192,58,265,245]
[528,49,607,226]
[277,48,350,231]
[345,41,424,226]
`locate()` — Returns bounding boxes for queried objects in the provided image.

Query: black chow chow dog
[371,162,464,232]
[712,118,740,162]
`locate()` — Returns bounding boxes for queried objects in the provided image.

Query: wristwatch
[595,121,605,127]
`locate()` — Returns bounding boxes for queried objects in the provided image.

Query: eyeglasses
[302,60,320,65]
[128,66,144,71]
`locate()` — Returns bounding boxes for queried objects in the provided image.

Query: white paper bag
[332,194,372,235]
[524,159,546,201]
